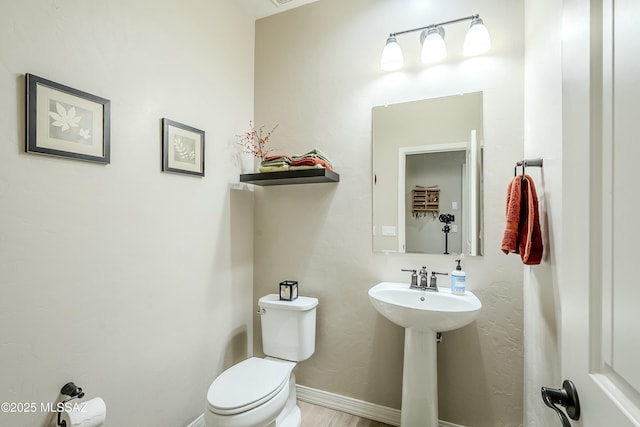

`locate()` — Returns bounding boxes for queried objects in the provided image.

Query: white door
[557,0,640,425]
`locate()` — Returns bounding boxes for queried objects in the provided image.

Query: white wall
[523,0,563,425]
[0,1,255,426]
[254,0,525,425]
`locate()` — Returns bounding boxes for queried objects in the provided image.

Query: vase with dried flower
[237,121,278,170]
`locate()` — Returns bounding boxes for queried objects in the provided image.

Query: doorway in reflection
[406,150,466,254]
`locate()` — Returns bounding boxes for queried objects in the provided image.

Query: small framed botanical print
[26,73,111,164]
[162,118,205,177]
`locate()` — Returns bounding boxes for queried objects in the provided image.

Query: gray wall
[0,1,255,425]
[253,0,525,426]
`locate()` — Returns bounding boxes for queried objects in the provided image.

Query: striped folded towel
[259,165,290,172]
[261,155,291,168]
[290,148,334,170]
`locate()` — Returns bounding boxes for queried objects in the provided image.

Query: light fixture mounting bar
[389,14,479,37]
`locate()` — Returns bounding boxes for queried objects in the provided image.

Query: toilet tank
[258,294,318,362]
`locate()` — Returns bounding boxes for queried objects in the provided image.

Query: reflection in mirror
[372,92,484,255]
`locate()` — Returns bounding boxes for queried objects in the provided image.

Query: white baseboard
[189,386,467,427]
[438,421,468,427]
[296,384,401,426]
[296,385,467,427]
[186,414,205,427]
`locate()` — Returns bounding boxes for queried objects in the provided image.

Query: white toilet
[205,294,319,427]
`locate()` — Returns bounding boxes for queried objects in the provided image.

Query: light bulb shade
[421,27,447,64]
[380,36,404,71]
[463,17,491,56]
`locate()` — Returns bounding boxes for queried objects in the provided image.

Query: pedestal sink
[368,282,482,427]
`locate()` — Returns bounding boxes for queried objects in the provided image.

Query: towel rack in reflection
[515,158,543,176]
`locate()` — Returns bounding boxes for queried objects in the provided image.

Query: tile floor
[298,400,394,427]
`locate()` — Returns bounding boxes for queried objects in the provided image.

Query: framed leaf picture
[162,118,205,177]
[26,73,111,164]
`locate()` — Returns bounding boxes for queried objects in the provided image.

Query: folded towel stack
[259,154,291,172]
[289,148,334,171]
[257,149,334,173]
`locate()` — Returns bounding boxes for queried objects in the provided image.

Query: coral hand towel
[501,175,543,265]
[501,177,522,254]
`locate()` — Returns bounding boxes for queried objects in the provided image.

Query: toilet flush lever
[256,308,266,315]
[541,380,580,427]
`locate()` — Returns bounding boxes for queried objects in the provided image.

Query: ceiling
[236,0,322,19]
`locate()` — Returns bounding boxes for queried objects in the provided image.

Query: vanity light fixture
[421,26,447,64]
[380,14,491,71]
[380,36,404,71]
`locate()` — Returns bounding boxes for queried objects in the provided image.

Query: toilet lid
[207,358,293,415]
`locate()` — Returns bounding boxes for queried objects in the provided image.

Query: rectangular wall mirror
[372,92,484,256]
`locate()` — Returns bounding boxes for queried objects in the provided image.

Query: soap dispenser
[451,259,466,295]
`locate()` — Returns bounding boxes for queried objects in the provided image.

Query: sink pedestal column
[401,328,438,427]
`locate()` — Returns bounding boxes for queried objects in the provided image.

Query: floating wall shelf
[239,168,340,186]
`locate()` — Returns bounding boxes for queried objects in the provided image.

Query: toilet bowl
[205,358,296,427]
[205,295,318,427]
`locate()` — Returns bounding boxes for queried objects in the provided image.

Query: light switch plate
[382,226,397,236]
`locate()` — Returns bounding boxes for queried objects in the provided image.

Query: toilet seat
[207,358,293,415]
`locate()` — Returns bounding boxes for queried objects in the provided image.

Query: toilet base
[273,374,300,427]
[272,406,300,427]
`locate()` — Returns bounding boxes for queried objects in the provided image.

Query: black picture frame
[26,73,111,164]
[162,118,205,177]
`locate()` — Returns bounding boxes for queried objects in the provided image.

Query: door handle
[541,380,581,427]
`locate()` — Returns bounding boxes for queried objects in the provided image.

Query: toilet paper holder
[57,382,85,427]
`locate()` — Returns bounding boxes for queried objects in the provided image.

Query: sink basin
[368,282,482,332]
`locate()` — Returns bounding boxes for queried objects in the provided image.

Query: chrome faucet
[429,271,448,292]
[418,266,429,288]
[402,267,439,291]
[401,269,419,288]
